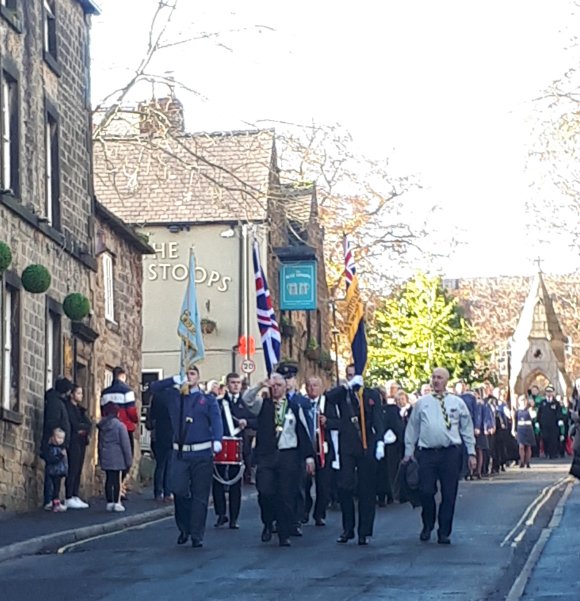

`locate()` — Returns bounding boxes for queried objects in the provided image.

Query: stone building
[93,98,334,392]
[0,1,149,511]
[445,273,580,394]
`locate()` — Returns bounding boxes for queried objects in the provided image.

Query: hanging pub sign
[280,260,317,310]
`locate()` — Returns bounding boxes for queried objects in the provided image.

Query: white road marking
[56,516,172,555]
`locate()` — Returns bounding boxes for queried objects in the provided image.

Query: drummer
[212,372,257,529]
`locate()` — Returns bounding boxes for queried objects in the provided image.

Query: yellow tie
[436,393,451,430]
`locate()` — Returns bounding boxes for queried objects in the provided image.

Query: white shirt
[404,392,476,456]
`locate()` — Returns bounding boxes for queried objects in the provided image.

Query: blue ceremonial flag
[343,236,367,375]
[177,251,205,376]
[253,241,281,375]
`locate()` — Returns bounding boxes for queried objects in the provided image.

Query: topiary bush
[0,241,12,273]
[21,264,51,293]
[63,292,91,321]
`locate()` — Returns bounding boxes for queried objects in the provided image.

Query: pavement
[0,484,174,563]
[517,477,579,600]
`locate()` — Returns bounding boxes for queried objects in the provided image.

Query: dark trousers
[65,440,87,499]
[337,451,376,537]
[43,464,54,506]
[542,431,559,459]
[376,443,403,503]
[242,430,256,483]
[50,476,63,502]
[171,452,214,542]
[417,446,462,538]
[122,430,135,480]
[256,449,300,539]
[105,470,122,503]
[305,455,332,520]
[212,464,242,521]
[151,442,172,498]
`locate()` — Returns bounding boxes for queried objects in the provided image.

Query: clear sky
[90,0,578,278]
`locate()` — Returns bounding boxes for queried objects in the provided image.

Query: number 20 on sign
[241,359,256,374]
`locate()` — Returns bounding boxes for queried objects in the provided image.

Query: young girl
[98,402,133,512]
[41,427,69,512]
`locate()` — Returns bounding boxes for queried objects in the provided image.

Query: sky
[90,0,579,279]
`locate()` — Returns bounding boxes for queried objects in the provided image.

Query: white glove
[213,441,222,454]
[346,375,364,390]
[558,420,564,427]
[375,440,385,461]
[172,374,186,386]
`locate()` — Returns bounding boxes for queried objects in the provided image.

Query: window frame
[44,98,60,229]
[45,297,62,391]
[0,0,22,33]
[0,58,20,197]
[42,0,60,75]
[1,270,22,421]
[102,252,116,323]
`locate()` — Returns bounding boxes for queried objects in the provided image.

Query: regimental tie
[435,393,452,430]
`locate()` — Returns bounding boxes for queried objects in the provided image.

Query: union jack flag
[253,241,281,376]
[344,235,356,289]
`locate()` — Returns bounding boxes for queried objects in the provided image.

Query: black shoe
[271,522,278,534]
[229,521,240,529]
[177,531,189,545]
[261,526,272,542]
[337,531,355,543]
[301,514,310,524]
[289,527,303,537]
[279,537,291,547]
[419,528,432,542]
[358,536,368,545]
[191,539,203,548]
[377,498,386,508]
[437,535,451,545]
[314,518,326,527]
[214,515,228,527]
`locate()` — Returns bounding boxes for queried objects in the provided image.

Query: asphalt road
[0,460,570,601]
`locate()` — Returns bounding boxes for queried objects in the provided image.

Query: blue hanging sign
[280,261,317,310]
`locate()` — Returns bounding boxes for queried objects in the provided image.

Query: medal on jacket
[275,399,288,434]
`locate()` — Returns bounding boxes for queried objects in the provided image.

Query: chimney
[139,96,185,137]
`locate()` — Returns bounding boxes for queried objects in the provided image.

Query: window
[45,102,59,227]
[0,0,18,9]
[102,253,115,322]
[2,280,20,412]
[0,66,19,195]
[0,0,21,32]
[43,0,57,60]
[46,304,61,390]
[103,367,113,389]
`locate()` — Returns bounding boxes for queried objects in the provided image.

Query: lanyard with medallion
[275,398,288,438]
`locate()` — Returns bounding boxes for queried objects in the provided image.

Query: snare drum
[214,436,243,465]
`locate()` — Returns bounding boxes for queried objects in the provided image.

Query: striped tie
[436,393,451,430]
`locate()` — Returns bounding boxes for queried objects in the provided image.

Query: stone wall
[0,1,97,511]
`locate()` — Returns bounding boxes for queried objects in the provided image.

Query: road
[0,460,570,601]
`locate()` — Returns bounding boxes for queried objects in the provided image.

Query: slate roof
[93,129,276,225]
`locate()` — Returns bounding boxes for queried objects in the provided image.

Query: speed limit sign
[241,359,256,374]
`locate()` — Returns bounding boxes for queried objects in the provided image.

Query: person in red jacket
[100,366,139,496]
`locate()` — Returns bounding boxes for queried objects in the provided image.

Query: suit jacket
[324,385,384,455]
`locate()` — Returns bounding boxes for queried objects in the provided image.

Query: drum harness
[213,398,245,486]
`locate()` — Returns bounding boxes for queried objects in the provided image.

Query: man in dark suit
[325,364,385,545]
[212,372,257,529]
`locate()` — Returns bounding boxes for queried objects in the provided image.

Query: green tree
[367,273,478,391]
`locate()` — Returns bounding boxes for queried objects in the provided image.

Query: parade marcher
[404,367,476,545]
[493,391,512,472]
[325,364,385,545]
[100,366,139,497]
[528,385,543,457]
[64,384,92,509]
[538,386,563,459]
[277,362,311,535]
[473,388,494,479]
[302,376,333,526]
[515,395,536,468]
[149,366,223,548]
[455,381,478,480]
[242,373,315,547]
[42,377,73,510]
[376,383,405,506]
[212,372,257,529]
[145,384,175,502]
